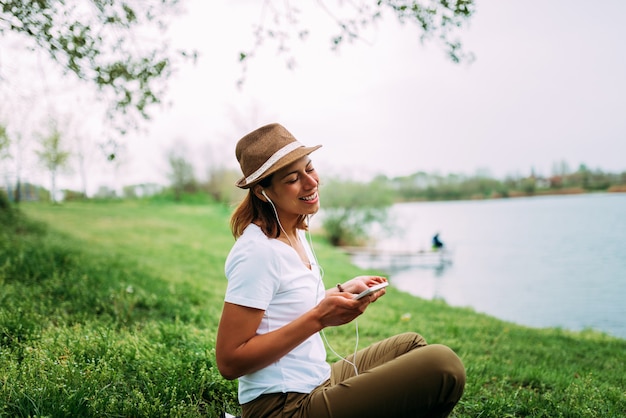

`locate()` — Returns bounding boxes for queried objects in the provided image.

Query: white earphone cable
[307,215,360,376]
[265,197,361,376]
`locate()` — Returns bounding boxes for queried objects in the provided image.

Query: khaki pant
[241,332,466,418]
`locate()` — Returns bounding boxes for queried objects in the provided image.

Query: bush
[319,178,393,246]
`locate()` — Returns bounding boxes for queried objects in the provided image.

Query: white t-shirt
[224,224,331,404]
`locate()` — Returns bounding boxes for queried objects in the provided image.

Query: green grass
[1,199,624,417]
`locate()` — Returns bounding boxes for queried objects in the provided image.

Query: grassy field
[2,199,624,417]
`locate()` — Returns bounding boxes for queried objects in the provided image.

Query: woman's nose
[304,172,318,188]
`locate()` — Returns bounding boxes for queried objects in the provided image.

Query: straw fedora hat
[235,123,322,189]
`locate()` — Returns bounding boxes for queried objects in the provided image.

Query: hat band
[244,141,303,185]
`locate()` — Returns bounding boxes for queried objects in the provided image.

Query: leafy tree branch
[238,0,475,86]
[0,0,195,132]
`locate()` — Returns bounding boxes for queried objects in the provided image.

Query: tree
[0,123,9,165]
[166,145,197,201]
[0,123,10,206]
[36,121,71,203]
[0,0,194,132]
[0,118,28,204]
[320,177,394,246]
[203,166,244,205]
[239,0,475,84]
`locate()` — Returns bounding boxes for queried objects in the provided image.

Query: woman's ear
[253,185,267,202]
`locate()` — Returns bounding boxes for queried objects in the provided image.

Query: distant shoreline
[397,187,626,203]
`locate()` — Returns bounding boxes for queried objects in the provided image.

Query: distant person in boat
[432,233,444,250]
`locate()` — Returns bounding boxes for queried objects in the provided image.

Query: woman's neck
[278,227,312,269]
[278,227,299,246]
[276,212,301,239]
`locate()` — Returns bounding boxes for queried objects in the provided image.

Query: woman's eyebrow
[279,159,312,180]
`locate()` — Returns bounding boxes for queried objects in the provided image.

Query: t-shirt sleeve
[224,236,280,310]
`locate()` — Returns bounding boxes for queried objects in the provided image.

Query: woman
[216,123,465,418]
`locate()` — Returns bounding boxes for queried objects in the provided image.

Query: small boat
[341,246,453,271]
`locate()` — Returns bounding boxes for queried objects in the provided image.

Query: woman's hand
[337,275,388,302]
[314,292,372,328]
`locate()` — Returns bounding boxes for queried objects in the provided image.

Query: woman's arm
[216,293,370,380]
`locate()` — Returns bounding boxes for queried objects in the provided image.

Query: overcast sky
[10,0,626,193]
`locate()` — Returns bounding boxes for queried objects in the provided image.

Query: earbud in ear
[261,189,271,203]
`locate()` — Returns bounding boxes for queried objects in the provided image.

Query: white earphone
[261,189,272,203]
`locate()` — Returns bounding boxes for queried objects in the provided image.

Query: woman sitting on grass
[216,123,466,418]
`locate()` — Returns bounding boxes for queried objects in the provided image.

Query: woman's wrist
[307,306,326,332]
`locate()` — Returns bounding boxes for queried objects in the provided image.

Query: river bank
[394,186,626,204]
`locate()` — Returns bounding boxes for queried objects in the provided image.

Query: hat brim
[236,144,322,189]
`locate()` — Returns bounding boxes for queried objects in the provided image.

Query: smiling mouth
[300,192,318,201]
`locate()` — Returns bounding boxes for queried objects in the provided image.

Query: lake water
[358,193,626,340]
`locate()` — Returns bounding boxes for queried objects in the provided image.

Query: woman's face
[264,156,320,219]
